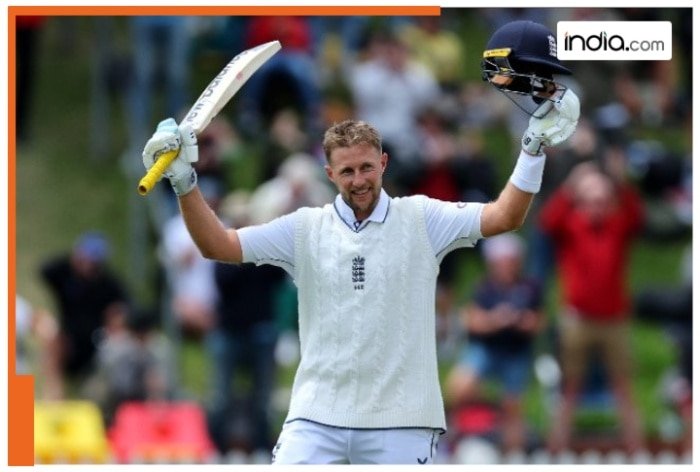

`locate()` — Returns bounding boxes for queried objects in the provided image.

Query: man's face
[488,255,522,285]
[575,172,616,222]
[325,143,388,221]
[70,251,102,279]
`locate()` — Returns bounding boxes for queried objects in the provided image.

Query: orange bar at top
[9,5,441,17]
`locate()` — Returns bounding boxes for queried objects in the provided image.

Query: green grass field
[17,16,690,445]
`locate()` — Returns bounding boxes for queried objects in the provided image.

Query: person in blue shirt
[446,233,544,452]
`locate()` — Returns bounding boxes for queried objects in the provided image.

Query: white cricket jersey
[238,190,483,430]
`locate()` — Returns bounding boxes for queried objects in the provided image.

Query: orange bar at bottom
[8,375,34,465]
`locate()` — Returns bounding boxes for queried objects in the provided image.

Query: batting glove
[521,88,580,156]
[142,118,199,196]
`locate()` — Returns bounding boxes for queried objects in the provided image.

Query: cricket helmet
[481,20,572,117]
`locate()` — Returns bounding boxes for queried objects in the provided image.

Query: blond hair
[322,120,382,162]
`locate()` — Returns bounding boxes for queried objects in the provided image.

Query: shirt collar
[334,189,390,232]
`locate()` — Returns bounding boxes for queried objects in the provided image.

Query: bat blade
[137,40,281,195]
[181,40,282,134]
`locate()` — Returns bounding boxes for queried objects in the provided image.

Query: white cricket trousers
[271,419,441,464]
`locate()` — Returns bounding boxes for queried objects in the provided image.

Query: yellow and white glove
[142,118,199,196]
[521,88,580,156]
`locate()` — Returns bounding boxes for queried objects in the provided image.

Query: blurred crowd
[17,8,692,464]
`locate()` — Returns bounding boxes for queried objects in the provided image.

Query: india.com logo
[563,31,666,52]
[557,21,672,60]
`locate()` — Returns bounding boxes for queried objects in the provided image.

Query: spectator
[247,152,334,224]
[15,295,63,399]
[540,163,645,453]
[86,306,174,425]
[259,109,310,182]
[446,233,544,452]
[160,179,222,337]
[412,107,497,204]
[411,104,464,202]
[349,30,440,194]
[206,195,288,459]
[39,232,130,396]
[524,117,599,282]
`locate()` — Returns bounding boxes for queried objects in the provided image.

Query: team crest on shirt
[352,255,365,290]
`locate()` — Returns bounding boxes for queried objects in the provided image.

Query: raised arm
[481,178,535,237]
[481,89,580,237]
[142,118,243,264]
[178,188,243,263]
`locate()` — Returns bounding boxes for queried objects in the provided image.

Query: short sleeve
[422,197,484,261]
[237,211,298,274]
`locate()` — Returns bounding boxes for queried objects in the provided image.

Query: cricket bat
[137,40,282,195]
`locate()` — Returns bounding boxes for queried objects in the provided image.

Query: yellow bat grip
[137,149,180,196]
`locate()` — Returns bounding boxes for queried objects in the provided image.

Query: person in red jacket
[540,160,644,453]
